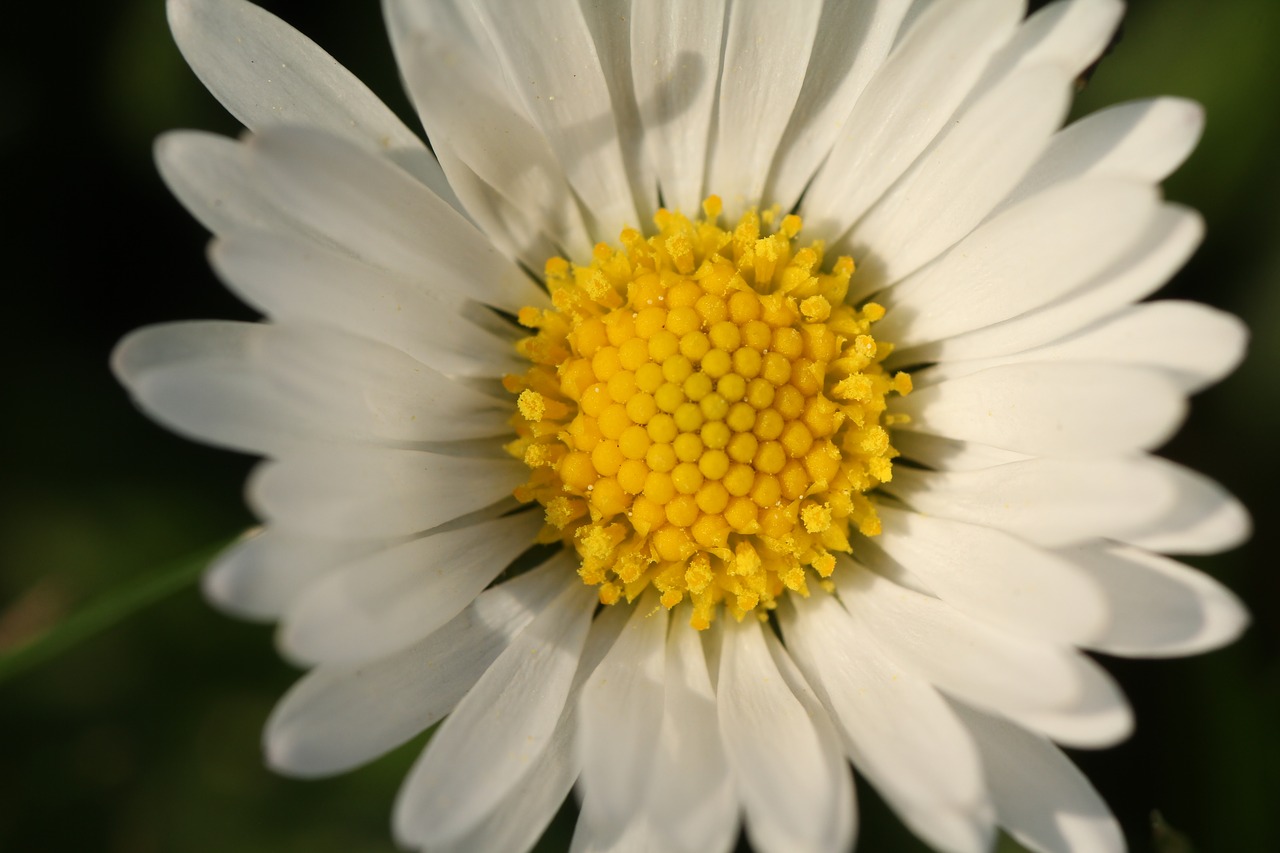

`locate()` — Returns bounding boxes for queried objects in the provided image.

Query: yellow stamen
[507,200,910,628]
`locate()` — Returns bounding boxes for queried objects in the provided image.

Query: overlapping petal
[120,3,1251,853]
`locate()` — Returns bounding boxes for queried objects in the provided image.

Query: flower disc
[510,197,913,628]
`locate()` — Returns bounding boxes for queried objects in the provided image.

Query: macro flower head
[114,0,1250,851]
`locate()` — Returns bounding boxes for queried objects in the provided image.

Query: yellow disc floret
[507,197,911,629]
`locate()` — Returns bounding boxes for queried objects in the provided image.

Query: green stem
[0,538,232,686]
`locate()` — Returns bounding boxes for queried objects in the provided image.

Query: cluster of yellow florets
[506,197,911,629]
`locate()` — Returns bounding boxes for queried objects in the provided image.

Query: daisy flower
[115,0,1251,851]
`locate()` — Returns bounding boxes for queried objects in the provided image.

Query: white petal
[997,657,1133,748]
[916,301,1248,395]
[895,362,1186,456]
[436,740,575,853]
[247,126,545,313]
[892,431,1031,472]
[867,506,1108,645]
[630,0,726,215]
[155,131,290,237]
[469,0,640,240]
[953,702,1125,853]
[578,592,669,841]
[918,205,1204,363]
[780,589,993,853]
[845,64,1072,292]
[883,456,1181,548]
[706,0,823,219]
[764,0,914,214]
[1003,97,1205,212]
[458,177,569,270]
[835,564,1092,717]
[248,445,524,539]
[203,527,394,622]
[383,1,593,260]
[209,231,520,378]
[1116,460,1251,555]
[580,0,658,224]
[878,179,1160,348]
[1063,543,1249,658]
[760,628,858,853]
[717,616,852,853]
[802,0,1022,239]
[430,601,631,853]
[644,615,738,853]
[570,813,662,853]
[165,0,456,202]
[264,555,567,777]
[279,510,544,664]
[976,0,1124,93]
[113,322,509,455]
[392,580,597,847]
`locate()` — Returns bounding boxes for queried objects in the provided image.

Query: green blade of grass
[0,538,232,686]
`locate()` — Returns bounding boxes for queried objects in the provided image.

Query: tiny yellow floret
[508,200,909,627]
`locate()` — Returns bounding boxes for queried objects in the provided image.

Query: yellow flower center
[506,197,912,629]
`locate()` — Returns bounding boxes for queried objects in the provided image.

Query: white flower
[114,0,1251,851]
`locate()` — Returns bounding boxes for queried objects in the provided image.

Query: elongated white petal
[454,176,568,271]
[765,0,914,214]
[760,629,857,853]
[868,506,1107,645]
[916,301,1248,395]
[469,0,640,240]
[247,126,545,313]
[166,0,455,201]
[155,131,294,238]
[885,456,1181,548]
[918,205,1203,363]
[580,0,658,224]
[264,556,566,777]
[718,616,852,853]
[892,431,1032,472]
[383,0,496,67]
[1117,460,1251,555]
[846,64,1071,291]
[803,0,1022,238]
[393,580,597,847]
[998,656,1133,748]
[429,602,630,853]
[1004,97,1205,212]
[436,738,575,853]
[382,0,562,266]
[879,180,1160,347]
[578,592,669,840]
[279,510,544,664]
[570,812,662,853]
[630,0,725,215]
[780,589,993,853]
[1061,543,1249,658]
[896,362,1186,456]
[209,232,520,378]
[644,615,738,853]
[976,0,1124,95]
[954,702,1125,853]
[707,0,823,219]
[113,322,509,455]
[203,527,395,622]
[383,1,593,260]
[248,446,524,539]
[836,564,1090,717]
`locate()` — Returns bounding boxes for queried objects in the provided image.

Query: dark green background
[2,1,1276,850]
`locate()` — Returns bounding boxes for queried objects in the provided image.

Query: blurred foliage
[1,0,1277,851]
